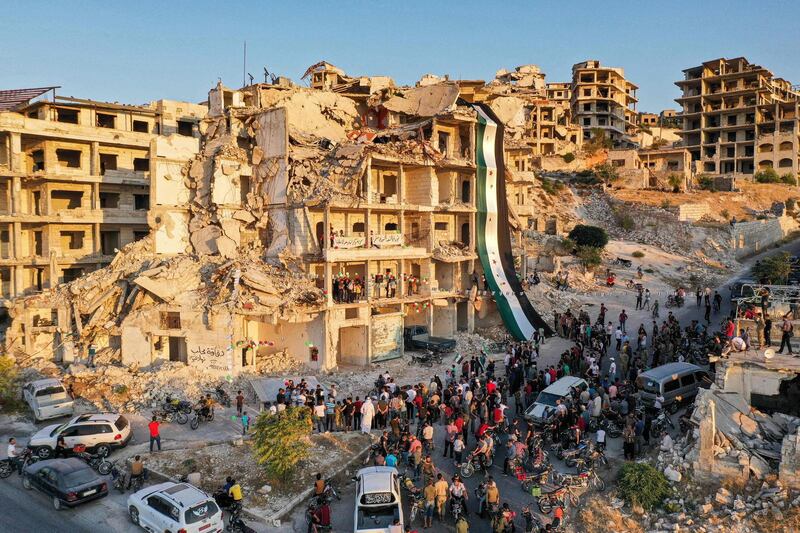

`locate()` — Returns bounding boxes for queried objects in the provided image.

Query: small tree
[667,174,682,192]
[780,173,797,186]
[584,128,613,154]
[752,252,793,284]
[568,225,609,249]
[251,407,312,484]
[0,356,17,405]
[593,163,619,184]
[754,168,780,184]
[696,174,716,191]
[575,245,602,271]
[562,152,576,163]
[617,463,671,510]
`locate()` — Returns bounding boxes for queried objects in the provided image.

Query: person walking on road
[235,390,245,417]
[778,315,794,355]
[148,416,161,452]
[241,412,250,435]
[619,310,628,334]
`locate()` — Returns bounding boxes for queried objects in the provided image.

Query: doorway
[168,336,187,363]
[337,325,368,366]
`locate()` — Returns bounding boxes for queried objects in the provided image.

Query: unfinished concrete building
[0,89,205,308]
[481,66,583,158]
[675,57,800,178]
[570,60,639,146]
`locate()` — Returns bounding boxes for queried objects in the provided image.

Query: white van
[23,379,74,422]
[524,376,587,426]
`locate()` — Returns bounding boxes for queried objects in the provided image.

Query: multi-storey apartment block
[675,57,800,177]
[570,60,638,146]
[0,88,206,302]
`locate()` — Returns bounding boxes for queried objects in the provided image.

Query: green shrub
[752,252,793,284]
[667,174,682,192]
[568,225,609,249]
[618,214,635,231]
[697,174,716,191]
[780,173,797,186]
[617,463,671,510]
[577,169,594,178]
[584,128,613,154]
[562,152,576,163]
[252,406,312,484]
[754,168,780,184]
[0,356,18,404]
[720,209,730,219]
[593,163,619,184]
[575,245,602,270]
[631,250,645,258]
[787,197,797,211]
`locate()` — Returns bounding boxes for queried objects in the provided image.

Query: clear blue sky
[3,1,799,112]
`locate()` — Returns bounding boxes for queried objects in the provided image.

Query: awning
[0,86,59,111]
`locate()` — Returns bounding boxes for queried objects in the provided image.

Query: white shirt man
[7,440,18,459]
[595,428,606,449]
[406,388,416,403]
[609,359,617,379]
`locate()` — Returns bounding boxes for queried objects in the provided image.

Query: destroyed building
[570,60,639,146]
[7,62,564,374]
[676,57,800,177]
[0,88,205,306]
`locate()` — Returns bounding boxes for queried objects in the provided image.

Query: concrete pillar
[779,432,800,489]
[10,177,21,215]
[398,163,405,205]
[697,399,716,474]
[93,223,101,255]
[90,142,100,176]
[365,208,371,248]
[323,207,330,252]
[324,261,333,307]
[12,222,21,260]
[8,133,22,173]
[13,265,24,297]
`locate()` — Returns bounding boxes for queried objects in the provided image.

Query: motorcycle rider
[449,474,468,516]
[127,455,145,489]
[228,478,243,511]
[469,435,490,476]
[7,438,21,474]
[479,476,500,518]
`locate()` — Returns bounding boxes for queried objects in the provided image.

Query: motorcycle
[110,462,127,493]
[666,294,684,308]
[310,478,340,505]
[520,465,553,494]
[451,495,465,522]
[73,446,113,475]
[227,504,257,533]
[0,458,14,478]
[163,395,193,414]
[363,444,384,466]
[410,351,441,367]
[614,257,632,268]
[152,408,188,425]
[650,411,675,438]
[207,387,232,409]
[190,407,215,430]
[460,452,493,478]
[536,484,578,514]
[553,466,605,491]
[407,493,425,524]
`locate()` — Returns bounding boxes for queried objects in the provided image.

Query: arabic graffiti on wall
[189,346,228,372]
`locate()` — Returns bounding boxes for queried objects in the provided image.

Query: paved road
[0,472,134,533]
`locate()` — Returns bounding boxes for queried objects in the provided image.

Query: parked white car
[27,413,132,459]
[23,378,74,422]
[128,482,223,533]
[353,466,404,533]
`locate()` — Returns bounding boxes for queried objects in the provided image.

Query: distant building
[570,60,638,146]
[675,57,800,177]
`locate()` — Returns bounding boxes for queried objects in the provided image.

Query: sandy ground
[611,181,798,222]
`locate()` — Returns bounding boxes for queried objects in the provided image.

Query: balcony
[323,233,428,262]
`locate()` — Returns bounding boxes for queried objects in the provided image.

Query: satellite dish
[764,348,775,360]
